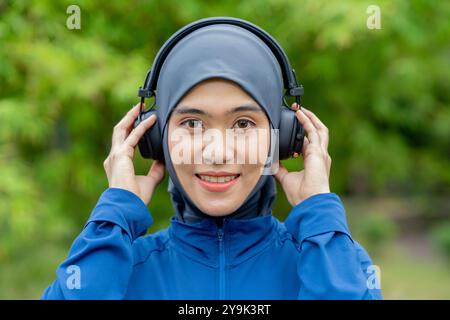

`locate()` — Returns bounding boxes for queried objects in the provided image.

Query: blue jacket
[42,188,382,299]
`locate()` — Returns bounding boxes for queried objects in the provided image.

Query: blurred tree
[0,0,449,298]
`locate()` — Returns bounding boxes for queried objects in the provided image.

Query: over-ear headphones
[134,16,305,161]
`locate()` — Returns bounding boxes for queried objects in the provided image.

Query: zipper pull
[217,228,224,241]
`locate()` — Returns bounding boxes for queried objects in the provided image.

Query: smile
[195,172,241,192]
[197,174,239,183]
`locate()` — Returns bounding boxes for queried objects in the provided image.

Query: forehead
[175,78,262,113]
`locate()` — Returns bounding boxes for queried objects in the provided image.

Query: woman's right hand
[103,103,165,205]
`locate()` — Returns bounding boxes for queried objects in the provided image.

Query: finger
[301,136,310,157]
[273,161,289,185]
[124,114,157,148]
[290,102,300,111]
[295,108,321,145]
[326,154,332,178]
[147,159,165,181]
[300,106,327,130]
[118,102,144,128]
[112,103,144,148]
[300,106,329,151]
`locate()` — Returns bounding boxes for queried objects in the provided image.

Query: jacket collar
[168,212,277,267]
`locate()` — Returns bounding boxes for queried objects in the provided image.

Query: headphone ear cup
[278,108,305,160]
[133,110,164,161]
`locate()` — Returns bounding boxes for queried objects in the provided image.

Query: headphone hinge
[138,86,154,98]
[289,85,304,97]
[289,69,304,100]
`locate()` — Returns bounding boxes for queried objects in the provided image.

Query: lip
[195,172,241,192]
[196,171,239,177]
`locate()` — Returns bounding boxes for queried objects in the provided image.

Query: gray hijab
[154,23,283,224]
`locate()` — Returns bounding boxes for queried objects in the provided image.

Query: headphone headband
[138,16,304,102]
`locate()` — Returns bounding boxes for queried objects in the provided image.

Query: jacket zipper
[217,227,225,300]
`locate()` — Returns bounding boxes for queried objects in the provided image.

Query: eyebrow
[173,104,263,117]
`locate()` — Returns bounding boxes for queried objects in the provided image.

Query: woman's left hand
[274,103,332,206]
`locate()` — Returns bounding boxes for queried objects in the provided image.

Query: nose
[199,128,235,165]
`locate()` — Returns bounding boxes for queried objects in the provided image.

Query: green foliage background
[0,0,449,299]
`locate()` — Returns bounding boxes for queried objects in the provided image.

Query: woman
[42,22,382,300]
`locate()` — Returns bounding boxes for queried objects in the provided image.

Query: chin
[195,199,242,217]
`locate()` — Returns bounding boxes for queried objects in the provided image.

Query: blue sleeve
[284,193,383,300]
[41,187,152,299]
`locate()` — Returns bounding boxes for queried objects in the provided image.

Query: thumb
[301,136,310,157]
[147,160,165,184]
[274,161,289,185]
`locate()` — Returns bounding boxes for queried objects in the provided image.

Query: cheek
[238,129,270,167]
[239,130,270,189]
[240,164,262,189]
[168,127,196,162]
[173,164,195,181]
[168,128,196,181]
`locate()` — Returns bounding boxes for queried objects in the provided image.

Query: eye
[181,119,203,129]
[233,119,256,130]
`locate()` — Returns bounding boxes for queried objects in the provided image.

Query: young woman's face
[167,78,271,217]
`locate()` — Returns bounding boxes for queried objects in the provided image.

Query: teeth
[198,175,237,183]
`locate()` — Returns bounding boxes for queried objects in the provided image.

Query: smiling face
[167,78,271,217]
